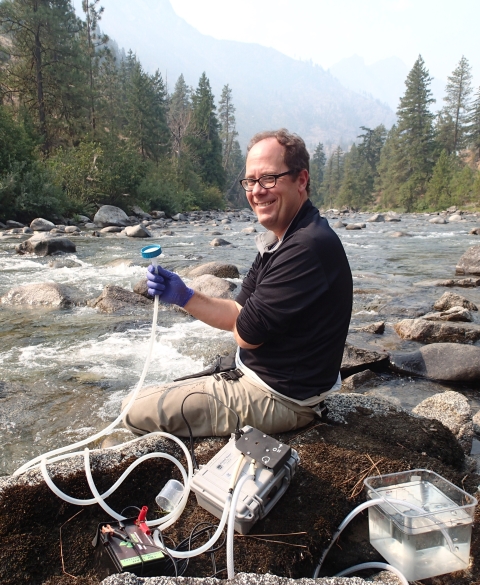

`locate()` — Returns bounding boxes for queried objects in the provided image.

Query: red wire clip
[136,506,151,535]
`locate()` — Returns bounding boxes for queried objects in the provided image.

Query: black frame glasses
[239,170,294,191]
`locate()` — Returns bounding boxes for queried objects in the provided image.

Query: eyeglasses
[239,170,294,191]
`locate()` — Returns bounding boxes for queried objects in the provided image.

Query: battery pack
[92,518,167,579]
[190,426,299,534]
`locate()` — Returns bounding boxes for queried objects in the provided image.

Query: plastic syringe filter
[141,244,162,259]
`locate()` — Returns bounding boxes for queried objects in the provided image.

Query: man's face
[245,138,308,238]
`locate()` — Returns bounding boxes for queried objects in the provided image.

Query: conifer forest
[0,1,479,221]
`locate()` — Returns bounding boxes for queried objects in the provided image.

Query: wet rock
[30,217,55,231]
[413,391,473,453]
[211,231,223,235]
[449,214,464,222]
[6,220,24,228]
[15,233,76,256]
[422,306,473,322]
[163,230,175,236]
[101,226,123,233]
[76,214,91,223]
[210,237,232,246]
[151,210,166,219]
[473,411,480,435]
[172,213,187,221]
[389,231,411,237]
[429,216,448,224]
[22,226,32,234]
[48,258,81,269]
[89,284,152,313]
[221,218,231,224]
[0,282,84,308]
[131,205,151,220]
[0,221,6,228]
[433,291,477,311]
[384,214,401,222]
[341,369,381,392]
[85,222,96,229]
[345,223,362,230]
[415,278,480,288]
[186,261,239,279]
[366,213,384,222]
[332,220,345,228]
[242,226,257,234]
[393,318,480,343]
[389,343,480,382]
[357,321,385,334]
[456,245,480,275]
[340,342,389,375]
[94,205,129,228]
[190,274,236,299]
[133,278,153,299]
[125,224,151,238]
[106,258,137,268]
[470,227,480,235]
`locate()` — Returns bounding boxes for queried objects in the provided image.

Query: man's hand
[146,265,194,307]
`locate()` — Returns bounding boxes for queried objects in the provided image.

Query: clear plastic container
[364,469,477,581]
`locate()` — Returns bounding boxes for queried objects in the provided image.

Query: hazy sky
[166,0,480,88]
[90,0,480,90]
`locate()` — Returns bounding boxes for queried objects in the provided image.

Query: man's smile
[255,199,276,207]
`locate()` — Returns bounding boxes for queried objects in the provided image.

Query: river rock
[429,216,448,224]
[101,226,123,233]
[133,278,153,299]
[190,274,236,299]
[210,238,231,246]
[385,214,401,222]
[93,205,129,228]
[172,213,187,221]
[332,221,345,228]
[367,213,384,222]
[415,277,480,288]
[131,205,151,219]
[242,226,257,234]
[22,227,32,234]
[449,214,464,222]
[470,227,480,235]
[85,222,96,229]
[422,306,473,322]
[186,261,239,279]
[456,245,480,275]
[340,342,389,375]
[48,258,81,269]
[389,343,480,382]
[125,224,151,238]
[15,234,76,256]
[6,220,24,228]
[89,285,152,313]
[358,321,385,334]
[341,369,381,392]
[393,318,480,343]
[30,218,55,231]
[0,282,84,308]
[106,258,136,268]
[413,391,473,453]
[64,225,80,234]
[345,223,362,230]
[151,210,165,219]
[389,231,411,237]
[433,291,478,311]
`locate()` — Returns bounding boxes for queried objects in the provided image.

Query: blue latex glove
[146,265,194,307]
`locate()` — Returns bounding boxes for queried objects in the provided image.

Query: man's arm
[183,292,261,349]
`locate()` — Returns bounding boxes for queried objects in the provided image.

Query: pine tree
[225,139,245,207]
[441,56,473,154]
[394,55,436,210]
[168,74,191,159]
[375,125,402,209]
[310,142,326,204]
[218,84,238,172]
[322,146,344,208]
[468,87,480,162]
[0,0,88,150]
[425,150,455,209]
[187,72,225,190]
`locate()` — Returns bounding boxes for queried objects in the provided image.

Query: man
[122,129,352,437]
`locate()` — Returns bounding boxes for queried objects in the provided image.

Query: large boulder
[341,369,381,392]
[366,213,384,222]
[93,205,129,228]
[433,291,478,311]
[15,234,76,256]
[413,391,473,453]
[0,282,84,308]
[389,343,480,382]
[186,261,239,279]
[422,306,473,322]
[393,318,480,343]
[190,274,237,299]
[340,342,389,375]
[89,285,152,313]
[456,245,480,275]
[30,218,55,231]
[429,216,448,224]
[210,237,232,246]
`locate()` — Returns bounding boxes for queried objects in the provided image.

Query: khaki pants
[122,374,316,437]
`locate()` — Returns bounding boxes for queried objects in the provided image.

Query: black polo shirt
[235,200,352,401]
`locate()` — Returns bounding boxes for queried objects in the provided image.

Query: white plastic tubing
[313,496,455,581]
[13,293,196,530]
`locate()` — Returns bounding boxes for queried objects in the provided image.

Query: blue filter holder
[141,244,162,271]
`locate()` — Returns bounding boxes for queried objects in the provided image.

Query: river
[1,210,480,475]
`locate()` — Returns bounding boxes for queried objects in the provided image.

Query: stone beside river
[89,284,152,313]
[433,291,478,311]
[125,224,152,238]
[1,283,84,308]
[394,318,480,343]
[340,342,389,375]
[190,274,237,299]
[389,343,480,382]
[15,233,76,256]
[456,245,480,275]
[94,205,130,228]
[30,217,55,231]
[186,261,240,279]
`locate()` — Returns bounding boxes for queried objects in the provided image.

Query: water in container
[364,469,477,581]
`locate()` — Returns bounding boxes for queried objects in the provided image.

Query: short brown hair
[247,129,310,195]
